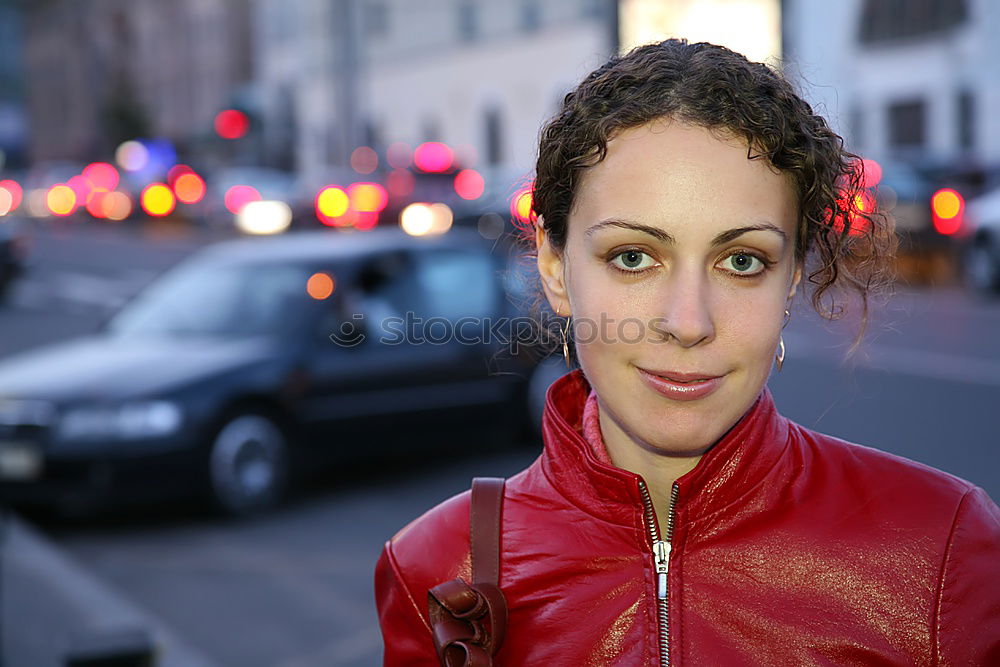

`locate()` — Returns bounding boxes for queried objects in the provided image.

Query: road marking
[7,269,157,311]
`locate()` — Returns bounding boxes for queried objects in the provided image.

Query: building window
[957,90,974,151]
[457,1,478,42]
[521,0,540,32]
[859,0,968,45]
[365,1,389,37]
[485,108,503,165]
[887,99,926,149]
[363,119,380,152]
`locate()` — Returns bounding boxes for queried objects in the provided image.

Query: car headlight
[57,401,184,441]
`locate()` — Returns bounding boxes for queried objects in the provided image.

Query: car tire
[963,238,1000,296]
[207,412,289,517]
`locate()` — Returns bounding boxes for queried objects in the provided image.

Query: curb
[1,510,219,667]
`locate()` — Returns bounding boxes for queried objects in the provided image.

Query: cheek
[566,264,641,364]
[567,261,632,320]
[715,290,785,360]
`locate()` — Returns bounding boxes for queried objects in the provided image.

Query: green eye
[721,252,766,276]
[611,249,654,272]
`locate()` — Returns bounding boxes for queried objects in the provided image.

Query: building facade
[783,0,999,185]
[253,0,616,193]
[22,0,253,164]
[0,1,27,170]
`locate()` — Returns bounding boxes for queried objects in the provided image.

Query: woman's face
[537,119,802,456]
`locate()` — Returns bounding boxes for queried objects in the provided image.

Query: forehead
[571,120,798,236]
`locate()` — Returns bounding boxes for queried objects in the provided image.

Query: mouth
[635,367,727,401]
[639,369,723,383]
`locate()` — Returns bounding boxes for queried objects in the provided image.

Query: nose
[656,264,715,347]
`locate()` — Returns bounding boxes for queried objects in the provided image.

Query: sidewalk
[1,510,219,667]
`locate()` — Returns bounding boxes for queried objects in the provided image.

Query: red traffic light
[214,110,250,140]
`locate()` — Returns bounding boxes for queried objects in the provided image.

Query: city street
[2,222,999,667]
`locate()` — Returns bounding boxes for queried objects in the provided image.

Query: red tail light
[930,188,964,235]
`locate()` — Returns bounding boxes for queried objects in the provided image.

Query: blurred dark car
[0,227,541,516]
[192,166,308,229]
[875,161,935,240]
[0,217,29,302]
[963,185,1000,295]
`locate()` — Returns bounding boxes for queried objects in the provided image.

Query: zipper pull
[653,539,671,599]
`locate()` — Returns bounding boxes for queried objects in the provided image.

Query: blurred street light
[306,272,335,300]
[511,186,534,224]
[316,186,350,226]
[413,142,453,173]
[350,146,378,174]
[115,141,149,172]
[214,109,250,140]
[400,202,452,236]
[224,185,262,214]
[173,173,206,204]
[0,181,22,213]
[46,184,77,216]
[141,183,176,217]
[931,188,964,235]
[237,200,292,235]
[454,169,484,200]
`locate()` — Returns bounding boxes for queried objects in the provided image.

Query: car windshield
[107,261,311,339]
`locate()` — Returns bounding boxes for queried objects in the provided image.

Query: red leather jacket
[376,370,1000,665]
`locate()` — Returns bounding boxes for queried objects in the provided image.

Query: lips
[635,367,726,401]
[642,369,722,383]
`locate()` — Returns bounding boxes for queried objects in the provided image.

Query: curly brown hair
[526,38,896,352]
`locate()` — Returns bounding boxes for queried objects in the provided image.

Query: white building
[253,0,615,193]
[23,0,253,163]
[783,0,1000,181]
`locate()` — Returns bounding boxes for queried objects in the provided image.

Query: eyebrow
[585,219,788,246]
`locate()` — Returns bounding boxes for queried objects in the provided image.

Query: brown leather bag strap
[470,477,505,587]
[428,477,507,666]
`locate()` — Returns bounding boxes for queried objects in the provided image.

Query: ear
[535,217,571,315]
[787,262,803,301]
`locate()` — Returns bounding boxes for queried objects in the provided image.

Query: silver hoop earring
[776,309,789,371]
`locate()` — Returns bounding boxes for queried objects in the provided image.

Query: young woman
[375,39,1000,665]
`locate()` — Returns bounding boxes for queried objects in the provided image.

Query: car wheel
[208,412,289,516]
[963,239,1000,295]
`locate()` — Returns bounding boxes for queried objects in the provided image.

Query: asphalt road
[2,220,999,667]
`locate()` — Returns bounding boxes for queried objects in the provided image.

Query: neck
[596,398,708,533]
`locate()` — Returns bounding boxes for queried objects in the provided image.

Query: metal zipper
[639,479,679,667]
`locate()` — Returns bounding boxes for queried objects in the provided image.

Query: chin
[644,404,725,450]
[631,369,749,443]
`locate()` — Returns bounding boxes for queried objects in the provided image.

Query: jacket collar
[539,369,790,526]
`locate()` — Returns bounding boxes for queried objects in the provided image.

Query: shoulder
[382,461,545,595]
[786,421,982,515]
[374,487,474,635]
[388,487,474,587]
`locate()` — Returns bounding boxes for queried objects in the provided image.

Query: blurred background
[0,0,998,665]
